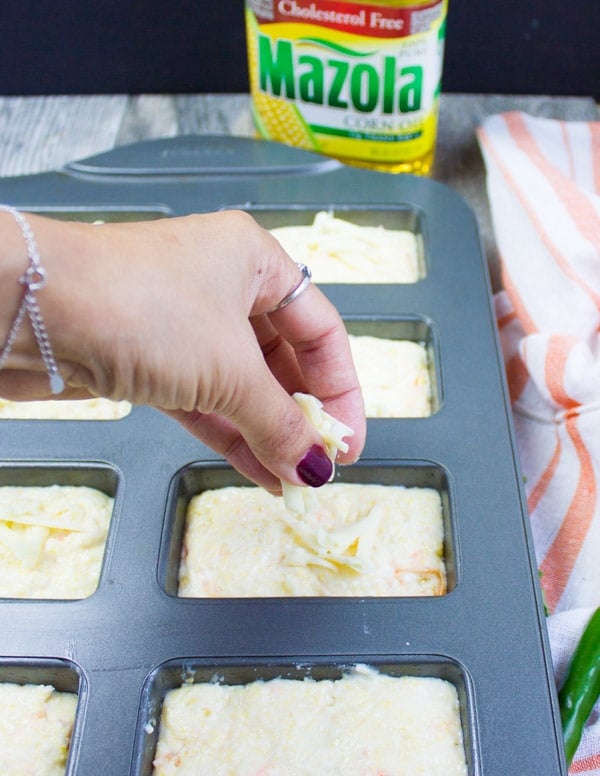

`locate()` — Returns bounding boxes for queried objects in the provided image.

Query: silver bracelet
[0,205,64,394]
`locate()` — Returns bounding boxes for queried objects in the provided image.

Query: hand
[0,210,366,492]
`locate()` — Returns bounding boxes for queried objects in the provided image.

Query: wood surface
[0,93,597,291]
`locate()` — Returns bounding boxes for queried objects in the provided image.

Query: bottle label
[245,0,447,166]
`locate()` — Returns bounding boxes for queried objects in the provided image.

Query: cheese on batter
[178,483,445,597]
[269,211,420,283]
[349,334,432,417]
[0,397,131,419]
[152,665,467,776]
[0,485,113,598]
[0,683,77,776]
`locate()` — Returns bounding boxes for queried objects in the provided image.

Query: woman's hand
[0,210,366,492]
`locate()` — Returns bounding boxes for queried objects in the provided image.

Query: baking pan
[0,135,566,775]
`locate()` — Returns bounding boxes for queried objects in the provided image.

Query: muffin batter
[270,211,420,283]
[349,334,432,417]
[0,682,77,776]
[178,483,445,597]
[0,485,114,598]
[0,397,131,419]
[153,665,467,776]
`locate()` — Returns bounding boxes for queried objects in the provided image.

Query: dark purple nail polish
[296,445,333,488]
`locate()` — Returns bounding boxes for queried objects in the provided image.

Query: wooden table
[0,93,597,290]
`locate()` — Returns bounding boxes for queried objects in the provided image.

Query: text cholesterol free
[278,0,405,31]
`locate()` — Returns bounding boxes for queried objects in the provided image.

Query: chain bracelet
[0,205,65,394]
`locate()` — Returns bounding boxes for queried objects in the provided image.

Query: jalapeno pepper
[558,607,600,766]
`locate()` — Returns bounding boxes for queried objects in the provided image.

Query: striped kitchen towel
[477,112,600,773]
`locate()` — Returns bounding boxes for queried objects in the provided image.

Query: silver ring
[269,262,312,312]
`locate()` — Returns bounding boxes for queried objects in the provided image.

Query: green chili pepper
[558,607,600,766]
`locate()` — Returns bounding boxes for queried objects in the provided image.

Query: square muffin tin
[0,135,566,775]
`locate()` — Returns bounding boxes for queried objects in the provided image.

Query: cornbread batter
[178,483,445,597]
[0,397,131,420]
[152,665,467,776]
[0,682,77,776]
[0,485,113,598]
[349,334,432,417]
[270,211,420,283]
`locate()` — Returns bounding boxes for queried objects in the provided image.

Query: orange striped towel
[477,111,600,773]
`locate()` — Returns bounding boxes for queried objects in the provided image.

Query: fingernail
[296,445,333,487]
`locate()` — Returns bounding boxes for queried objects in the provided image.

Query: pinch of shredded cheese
[280,504,383,573]
[281,392,353,515]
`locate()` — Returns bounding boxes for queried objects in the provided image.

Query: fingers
[249,314,309,395]
[222,225,366,475]
[164,408,282,493]
[170,321,348,491]
[249,250,365,464]
[168,304,362,491]
[220,327,344,488]
[266,283,366,464]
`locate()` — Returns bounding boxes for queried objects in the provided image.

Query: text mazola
[258,36,423,114]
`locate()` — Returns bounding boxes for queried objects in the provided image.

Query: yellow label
[245,0,447,172]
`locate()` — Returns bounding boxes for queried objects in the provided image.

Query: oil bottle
[245,0,448,174]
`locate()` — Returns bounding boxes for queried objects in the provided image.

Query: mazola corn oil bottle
[245,0,448,174]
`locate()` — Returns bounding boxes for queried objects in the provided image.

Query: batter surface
[270,211,420,283]
[178,483,445,597]
[0,485,114,598]
[0,397,131,419]
[152,666,467,776]
[349,334,432,417]
[0,682,77,776]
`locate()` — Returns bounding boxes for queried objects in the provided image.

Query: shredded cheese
[281,392,353,514]
[179,484,446,597]
[281,504,383,573]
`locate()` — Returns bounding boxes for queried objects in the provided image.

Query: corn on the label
[245,0,447,173]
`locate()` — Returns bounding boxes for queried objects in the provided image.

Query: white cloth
[477,111,600,774]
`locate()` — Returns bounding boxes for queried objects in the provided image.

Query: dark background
[0,0,597,97]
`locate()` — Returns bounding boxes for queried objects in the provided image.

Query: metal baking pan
[0,135,566,775]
